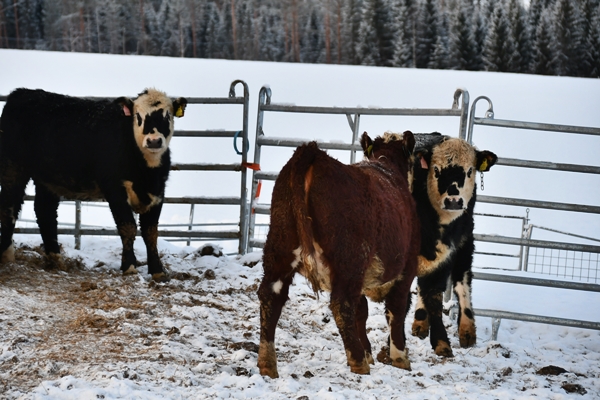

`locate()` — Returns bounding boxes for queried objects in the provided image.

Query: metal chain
[479,171,484,191]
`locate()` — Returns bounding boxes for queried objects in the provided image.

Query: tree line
[1,0,599,78]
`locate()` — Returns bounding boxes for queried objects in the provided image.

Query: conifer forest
[1,0,599,77]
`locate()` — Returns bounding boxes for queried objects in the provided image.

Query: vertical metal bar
[247,86,271,253]
[491,317,501,341]
[466,96,494,144]
[187,204,195,247]
[453,89,470,140]
[230,80,250,254]
[523,224,533,272]
[75,200,81,250]
[346,113,361,164]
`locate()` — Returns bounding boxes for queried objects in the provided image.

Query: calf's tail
[289,142,322,293]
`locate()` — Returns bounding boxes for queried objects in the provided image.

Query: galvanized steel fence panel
[0,80,251,254]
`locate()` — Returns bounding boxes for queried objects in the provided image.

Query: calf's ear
[402,130,415,155]
[414,149,430,170]
[115,97,133,117]
[173,97,188,118]
[476,150,498,172]
[360,132,374,157]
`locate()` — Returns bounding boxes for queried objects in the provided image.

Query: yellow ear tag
[479,159,488,171]
[367,145,373,157]
[175,106,184,117]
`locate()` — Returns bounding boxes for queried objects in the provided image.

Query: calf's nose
[447,183,459,196]
[147,138,163,149]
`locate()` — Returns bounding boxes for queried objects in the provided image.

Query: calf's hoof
[151,272,170,282]
[412,319,430,339]
[122,265,138,275]
[391,348,411,371]
[349,360,370,375]
[434,340,454,358]
[45,253,64,270]
[1,244,15,264]
[258,341,279,378]
[459,324,477,348]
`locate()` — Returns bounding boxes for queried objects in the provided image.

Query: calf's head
[417,137,497,224]
[129,89,187,167]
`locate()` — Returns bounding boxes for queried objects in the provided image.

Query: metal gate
[247,85,470,250]
[463,96,600,336]
[0,80,251,255]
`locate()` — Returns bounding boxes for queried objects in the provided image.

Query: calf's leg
[105,193,139,275]
[330,279,370,375]
[452,243,476,347]
[419,271,453,357]
[355,295,373,364]
[411,286,430,339]
[0,171,29,264]
[33,183,62,268]
[385,278,413,371]
[139,202,167,282]
[257,251,294,379]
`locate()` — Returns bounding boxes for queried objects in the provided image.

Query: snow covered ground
[0,235,598,399]
[0,49,599,398]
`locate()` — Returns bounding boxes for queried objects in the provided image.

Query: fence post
[75,200,81,250]
[230,80,250,254]
[346,113,361,164]
[491,317,502,341]
[187,204,195,247]
[454,88,470,140]
[522,224,534,272]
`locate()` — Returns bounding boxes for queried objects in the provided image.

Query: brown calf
[257,131,420,377]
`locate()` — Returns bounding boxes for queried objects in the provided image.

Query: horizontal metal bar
[171,163,242,172]
[184,97,245,105]
[474,308,600,330]
[474,233,600,253]
[174,130,239,138]
[253,204,271,215]
[261,103,462,117]
[248,238,266,248]
[472,117,600,136]
[0,96,244,105]
[20,195,240,205]
[163,196,240,205]
[257,136,362,151]
[477,195,600,214]
[15,227,240,239]
[497,157,600,174]
[474,251,520,258]
[473,271,600,292]
[254,171,279,181]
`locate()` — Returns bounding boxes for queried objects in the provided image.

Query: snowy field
[0,49,599,398]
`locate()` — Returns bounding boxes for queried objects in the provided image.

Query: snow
[0,49,599,398]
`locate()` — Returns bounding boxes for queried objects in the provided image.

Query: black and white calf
[0,88,187,281]
[410,133,497,357]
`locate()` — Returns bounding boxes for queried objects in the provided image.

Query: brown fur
[258,131,420,377]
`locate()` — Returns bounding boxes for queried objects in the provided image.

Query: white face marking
[427,138,477,225]
[272,280,283,294]
[132,89,175,168]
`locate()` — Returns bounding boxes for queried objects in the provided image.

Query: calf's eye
[433,166,440,178]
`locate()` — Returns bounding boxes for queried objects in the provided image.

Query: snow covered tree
[577,0,599,77]
[355,0,398,66]
[300,7,324,63]
[483,1,515,72]
[531,8,555,75]
[507,0,532,73]
[255,3,285,61]
[449,0,479,70]
[390,0,412,67]
[415,0,440,68]
[429,6,450,69]
[551,0,583,76]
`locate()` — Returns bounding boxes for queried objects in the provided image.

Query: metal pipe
[477,195,600,214]
[474,234,600,254]
[473,271,600,292]
[475,308,600,331]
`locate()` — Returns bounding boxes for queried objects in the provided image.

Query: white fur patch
[454,272,473,315]
[272,280,283,294]
[1,243,15,263]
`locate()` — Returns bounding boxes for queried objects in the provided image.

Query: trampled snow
[0,49,599,399]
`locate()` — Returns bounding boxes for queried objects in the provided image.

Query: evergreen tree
[429,5,450,69]
[578,0,598,76]
[483,1,515,72]
[355,0,378,65]
[449,0,478,70]
[531,8,555,75]
[551,0,583,76]
[415,0,440,68]
[300,7,324,63]
[472,2,486,71]
[256,4,285,61]
[507,0,532,73]
[390,0,412,67]
[588,5,600,77]
[341,0,363,64]
[355,0,398,66]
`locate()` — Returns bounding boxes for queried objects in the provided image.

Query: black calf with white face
[410,133,497,358]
